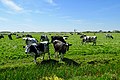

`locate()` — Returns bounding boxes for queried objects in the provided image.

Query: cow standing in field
[16,34,22,39]
[26,34,33,38]
[80,34,97,45]
[23,37,50,63]
[51,36,66,43]
[0,34,4,39]
[8,33,12,40]
[40,35,49,42]
[52,40,72,61]
[105,34,113,39]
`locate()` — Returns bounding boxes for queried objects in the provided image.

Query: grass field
[0,32,120,80]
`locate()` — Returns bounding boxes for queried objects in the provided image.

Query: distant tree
[74,29,77,33]
[99,30,102,33]
[112,30,120,33]
[108,31,112,33]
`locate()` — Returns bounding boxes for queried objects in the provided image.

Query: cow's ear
[69,44,72,46]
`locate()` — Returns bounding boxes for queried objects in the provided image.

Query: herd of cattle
[0,33,114,63]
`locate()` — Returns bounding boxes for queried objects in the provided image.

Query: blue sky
[0,0,120,32]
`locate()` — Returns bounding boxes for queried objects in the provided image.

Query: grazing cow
[26,34,33,38]
[23,37,50,63]
[77,32,82,35]
[51,36,66,43]
[63,37,68,40]
[8,33,12,40]
[40,35,49,42]
[53,40,72,61]
[0,34,4,39]
[70,32,73,35]
[105,34,113,39]
[23,37,38,45]
[80,35,97,45]
[16,34,22,39]
[63,36,69,40]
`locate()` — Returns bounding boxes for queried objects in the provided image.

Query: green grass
[0,32,120,80]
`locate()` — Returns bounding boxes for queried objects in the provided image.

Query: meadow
[0,32,120,80]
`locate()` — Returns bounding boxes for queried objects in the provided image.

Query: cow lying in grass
[52,40,72,61]
[80,34,97,45]
[23,37,50,63]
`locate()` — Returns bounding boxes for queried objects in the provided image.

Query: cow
[40,35,49,42]
[63,36,69,40]
[26,34,33,38]
[70,32,73,35]
[77,32,82,35]
[105,34,113,39]
[8,33,12,40]
[52,40,72,61]
[80,35,97,45]
[23,37,50,63]
[16,34,22,39]
[51,36,66,43]
[0,34,4,39]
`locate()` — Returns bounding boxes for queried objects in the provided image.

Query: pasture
[0,32,120,80]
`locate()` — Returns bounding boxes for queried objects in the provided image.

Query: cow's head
[80,34,86,38]
[25,44,38,55]
[65,43,72,51]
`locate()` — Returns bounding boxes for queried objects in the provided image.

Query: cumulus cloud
[1,0,23,12]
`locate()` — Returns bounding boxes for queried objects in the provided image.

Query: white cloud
[0,17,8,21]
[1,0,23,12]
[45,0,57,6]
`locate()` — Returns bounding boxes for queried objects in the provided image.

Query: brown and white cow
[51,36,66,43]
[52,40,72,61]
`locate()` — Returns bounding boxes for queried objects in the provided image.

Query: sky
[0,0,120,32]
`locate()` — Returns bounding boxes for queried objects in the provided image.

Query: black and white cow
[52,40,72,61]
[40,35,49,42]
[63,36,69,40]
[26,34,33,38]
[105,34,113,39]
[8,33,12,40]
[16,34,22,39]
[51,36,66,43]
[80,35,97,45]
[23,37,50,63]
[0,34,4,39]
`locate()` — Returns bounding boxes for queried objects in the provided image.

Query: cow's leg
[48,52,50,59]
[60,53,64,60]
[93,41,96,46]
[42,54,45,60]
[81,41,83,45]
[59,53,64,62]
[54,52,58,58]
[81,39,84,45]
[34,55,37,63]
